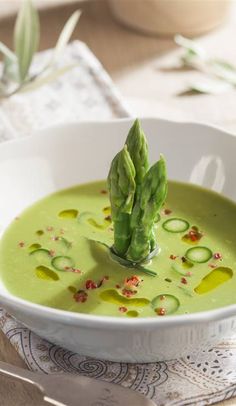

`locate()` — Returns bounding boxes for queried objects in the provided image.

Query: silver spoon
[0,360,155,406]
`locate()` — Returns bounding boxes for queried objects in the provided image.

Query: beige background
[0,0,236,404]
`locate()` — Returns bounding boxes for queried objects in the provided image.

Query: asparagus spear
[107,120,167,268]
[127,155,167,262]
[125,119,149,198]
[107,145,136,257]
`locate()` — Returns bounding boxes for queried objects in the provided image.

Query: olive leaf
[14,0,40,82]
[174,35,236,94]
[19,63,78,94]
[1,64,79,98]
[189,79,232,95]
[2,55,19,84]
[212,59,236,72]
[174,34,206,61]
[49,10,81,67]
[0,42,17,63]
[210,59,236,85]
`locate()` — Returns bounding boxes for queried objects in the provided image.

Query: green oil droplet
[195,267,233,294]
[103,206,111,216]
[36,230,44,236]
[35,266,59,281]
[126,310,139,317]
[100,289,149,306]
[68,286,77,294]
[58,209,78,219]
[87,218,110,229]
[28,243,41,253]
[151,294,180,315]
[182,259,194,269]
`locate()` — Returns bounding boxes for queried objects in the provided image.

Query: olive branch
[0,0,81,98]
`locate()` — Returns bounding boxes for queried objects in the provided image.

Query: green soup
[0,180,235,318]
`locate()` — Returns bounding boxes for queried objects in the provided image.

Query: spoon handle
[0,360,41,386]
[0,360,156,406]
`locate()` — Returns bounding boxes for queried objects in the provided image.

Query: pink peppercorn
[74,290,88,303]
[156,307,166,316]
[121,288,137,298]
[164,209,172,215]
[46,226,53,232]
[214,252,222,260]
[85,280,97,290]
[119,306,127,313]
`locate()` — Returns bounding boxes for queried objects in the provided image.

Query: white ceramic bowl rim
[1,118,236,330]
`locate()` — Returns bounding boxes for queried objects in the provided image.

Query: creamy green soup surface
[0,180,235,318]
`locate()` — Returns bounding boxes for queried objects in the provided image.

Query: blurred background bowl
[108,0,231,37]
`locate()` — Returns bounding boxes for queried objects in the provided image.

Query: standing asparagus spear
[107,145,136,257]
[126,119,149,198]
[127,155,167,262]
[107,119,167,269]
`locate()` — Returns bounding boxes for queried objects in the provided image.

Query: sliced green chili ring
[30,248,51,262]
[151,294,180,315]
[163,218,190,233]
[52,256,75,271]
[172,263,190,276]
[171,258,193,276]
[186,246,212,263]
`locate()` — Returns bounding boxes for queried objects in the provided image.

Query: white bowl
[0,118,236,363]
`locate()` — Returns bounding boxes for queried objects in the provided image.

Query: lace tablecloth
[0,40,236,406]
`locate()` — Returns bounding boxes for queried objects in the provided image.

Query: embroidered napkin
[0,40,236,406]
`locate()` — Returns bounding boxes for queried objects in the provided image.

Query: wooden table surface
[0,0,236,404]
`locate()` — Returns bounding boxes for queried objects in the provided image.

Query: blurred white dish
[0,118,235,363]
